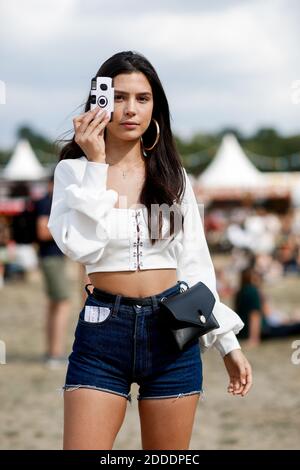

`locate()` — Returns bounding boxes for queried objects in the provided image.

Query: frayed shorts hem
[137,389,204,401]
[60,385,204,403]
[62,384,132,403]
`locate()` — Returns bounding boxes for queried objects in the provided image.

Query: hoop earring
[140,118,160,157]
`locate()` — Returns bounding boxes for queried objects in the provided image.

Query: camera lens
[97,96,108,107]
[100,84,108,91]
[90,95,96,104]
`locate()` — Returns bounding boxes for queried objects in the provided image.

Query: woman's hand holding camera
[73,106,110,163]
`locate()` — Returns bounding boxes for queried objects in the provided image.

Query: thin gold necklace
[110,160,145,179]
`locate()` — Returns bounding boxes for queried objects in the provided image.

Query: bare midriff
[88,268,178,298]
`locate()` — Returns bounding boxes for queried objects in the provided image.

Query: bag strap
[179,280,189,292]
[85,283,94,295]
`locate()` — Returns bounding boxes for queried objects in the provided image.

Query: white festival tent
[198,133,266,190]
[2,139,48,181]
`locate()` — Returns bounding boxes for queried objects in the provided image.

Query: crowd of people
[0,175,73,368]
[210,203,300,346]
[206,202,300,280]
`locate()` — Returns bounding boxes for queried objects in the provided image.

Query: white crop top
[48,156,244,356]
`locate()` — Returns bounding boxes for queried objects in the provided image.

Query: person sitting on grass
[234,265,300,348]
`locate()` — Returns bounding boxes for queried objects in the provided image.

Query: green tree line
[1,125,300,174]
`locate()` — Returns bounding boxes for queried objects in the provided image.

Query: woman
[234,266,300,347]
[48,51,252,450]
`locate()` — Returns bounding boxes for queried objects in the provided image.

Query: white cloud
[0,0,299,147]
[0,0,74,46]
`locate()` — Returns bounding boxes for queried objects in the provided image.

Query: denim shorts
[63,280,203,404]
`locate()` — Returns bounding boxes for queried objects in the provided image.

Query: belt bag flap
[160,281,219,332]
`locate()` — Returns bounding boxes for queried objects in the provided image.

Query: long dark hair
[56,51,186,245]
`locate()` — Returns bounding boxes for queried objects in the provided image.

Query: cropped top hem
[86,263,178,275]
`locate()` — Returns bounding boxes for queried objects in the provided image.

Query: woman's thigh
[138,393,200,450]
[63,388,128,450]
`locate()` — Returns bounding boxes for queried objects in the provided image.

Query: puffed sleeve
[47,159,118,264]
[176,168,244,356]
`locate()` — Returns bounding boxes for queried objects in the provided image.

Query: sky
[0,0,299,149]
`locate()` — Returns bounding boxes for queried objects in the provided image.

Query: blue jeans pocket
[73,296,116,355]
[78,295,115,327]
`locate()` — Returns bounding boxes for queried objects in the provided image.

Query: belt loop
[151,295,158,310]
[112,294,121,317]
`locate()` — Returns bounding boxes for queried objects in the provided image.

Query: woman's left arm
[176,168,245,356]
[223,349,253,396]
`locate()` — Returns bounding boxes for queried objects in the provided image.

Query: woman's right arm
[47,158,118,265]
[48,105,116,265]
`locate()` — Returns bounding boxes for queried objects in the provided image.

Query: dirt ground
[0,257,299,450]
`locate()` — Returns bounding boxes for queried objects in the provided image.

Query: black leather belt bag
[159,281,220,351]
